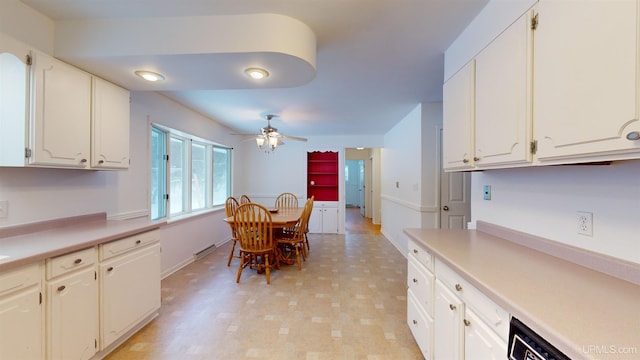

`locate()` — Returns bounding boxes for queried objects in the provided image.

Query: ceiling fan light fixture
[256,136,266,149]
[244,67,269,80]
[135,70,165,82]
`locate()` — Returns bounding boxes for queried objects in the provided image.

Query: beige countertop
[404,226,640,360]
[0,213,165,272]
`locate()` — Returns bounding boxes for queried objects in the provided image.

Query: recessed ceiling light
[244,67,269,80]
[135,70,165,82]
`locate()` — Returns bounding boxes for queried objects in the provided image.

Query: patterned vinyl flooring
[105,229,421,359]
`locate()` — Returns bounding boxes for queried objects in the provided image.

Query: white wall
[472,162,640,264]
[381,103,442,255]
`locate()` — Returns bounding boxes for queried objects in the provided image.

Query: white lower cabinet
[407,243,510,360]
[0,262,43,359]
[46,247,98,360]
[309,201,339,233]
[434,280,464,360]
[99,239,160,350]
[464,309,507,360]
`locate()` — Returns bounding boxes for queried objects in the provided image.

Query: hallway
[345,207,380,235]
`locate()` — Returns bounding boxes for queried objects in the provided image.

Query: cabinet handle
[455,284,463,291]
[107,266,114,272]
[412,278,418,283]
[464,319,471,327]
[57,285,66,292]
[449,304,457,311]
[626,131,640,141]
[74,258,82,264]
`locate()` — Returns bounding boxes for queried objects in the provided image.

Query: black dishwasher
[508,317,571,360]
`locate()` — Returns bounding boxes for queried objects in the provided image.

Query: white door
[440,129,471,229]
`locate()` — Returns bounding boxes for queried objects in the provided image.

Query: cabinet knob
[74,258,82,264]
[473,156,480,162]
[626,131,640,141]
[449,304,457,311]
[80,158,87,163]
[413,249,418,254]
[57,285,66,292]
[412,278,418,283]
[455,283,463,291]
[135,240,142,245]
[442,206,449,211]
[107,266,114,272]
[462,158,469,164]
[464,319,471,327]
[98,160,104,164]
[413,319,418,325]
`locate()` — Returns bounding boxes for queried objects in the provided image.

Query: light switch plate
[483,185,491,200]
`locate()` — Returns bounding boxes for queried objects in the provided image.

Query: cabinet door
[0,287,43,359]
[91,77,130,169]
[475,11,533,167]
[434,280,464,360]
[308,206,322,233]
[321,206,339,233]
[30,51,91,167]
[443,60,475,171]
[47,268,97,360]
[464,309,507,360]
[534,0,640,162]
[0,34,30,167]
[100,244,160,349]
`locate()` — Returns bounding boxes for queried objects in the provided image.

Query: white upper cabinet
[30,50,92,168]
[443,60,475,171]
[0,33,130,170]
[533,0,640,163]
[475,11,533,168]
[91,77,130,169]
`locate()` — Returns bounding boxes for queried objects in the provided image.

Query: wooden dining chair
[240,194,251,204]
[275,197,313,270]
[274,192,298,209]
[234,203,280,284]
[225,196,241,267]
[303,196,314,252]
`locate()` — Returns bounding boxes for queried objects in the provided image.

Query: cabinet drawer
[46,247,96,280]
[407,290,433,360]
[407,256,434,316]
[408,238,434,272]
[100,229,160,261]
[0,262,41,296]
[436,259,510,341]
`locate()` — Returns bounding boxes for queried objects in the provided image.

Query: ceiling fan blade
[279,134,308,142]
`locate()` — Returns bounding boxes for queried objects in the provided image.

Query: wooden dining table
[222,206,304,228]
[223,206,304,266]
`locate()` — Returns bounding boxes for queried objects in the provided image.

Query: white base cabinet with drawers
[99,230,161,351]
[309,201,339,234]
[0,262,44,359]
[407,240,509,360]
[0,229,161,359]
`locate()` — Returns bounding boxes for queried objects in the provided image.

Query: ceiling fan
[237,114,307,152]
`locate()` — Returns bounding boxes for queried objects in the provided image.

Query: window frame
[150,123,232,221]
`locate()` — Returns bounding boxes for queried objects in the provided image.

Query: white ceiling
[20,0,488,138]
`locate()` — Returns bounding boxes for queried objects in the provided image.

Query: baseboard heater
[194,244,217,261]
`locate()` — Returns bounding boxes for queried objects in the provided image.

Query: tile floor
[105,232,421,360]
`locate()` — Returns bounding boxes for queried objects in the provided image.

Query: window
[150,125,231,220]
[150,127,167,220]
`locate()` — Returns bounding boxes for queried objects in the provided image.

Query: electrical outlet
[577,211,593,236]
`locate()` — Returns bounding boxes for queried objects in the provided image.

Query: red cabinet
[307,151,338,201]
